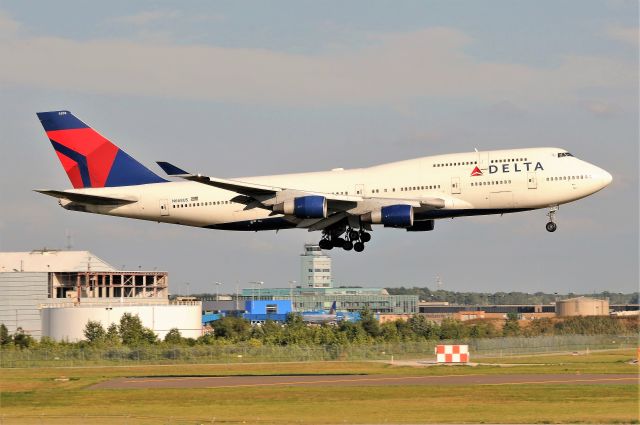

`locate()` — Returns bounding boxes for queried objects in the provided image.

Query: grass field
[1,349,637,424]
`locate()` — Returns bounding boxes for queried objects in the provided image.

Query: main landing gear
[319,227,371,253]
[546,207,558,233]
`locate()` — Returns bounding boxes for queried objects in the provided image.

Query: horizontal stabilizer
[35,190,137,205]
[156,161,189,176]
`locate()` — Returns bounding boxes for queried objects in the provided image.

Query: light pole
[215,281,223,301]
[185,282,190,298]
[288,280,296,312]
[249,281,264,302]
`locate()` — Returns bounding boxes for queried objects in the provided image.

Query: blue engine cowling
[381,205,414,227]
[294,196,327,218]
[273,195,327,218]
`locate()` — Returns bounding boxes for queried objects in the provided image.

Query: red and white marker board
[435,344,469,363]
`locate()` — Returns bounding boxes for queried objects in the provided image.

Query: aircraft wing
[157,161,279,197]
[156,162,452,230]
[35,190,138,205]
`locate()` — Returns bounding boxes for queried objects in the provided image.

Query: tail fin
[329,301,337,314]
[36,110,166,188]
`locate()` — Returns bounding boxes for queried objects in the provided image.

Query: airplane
[302,301,347,324]
[36,110,613,253]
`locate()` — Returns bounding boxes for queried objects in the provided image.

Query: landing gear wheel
[319,239,332,250]
[343,240,353,251]
[546,207,558,233]
[353,242,365,252]
[348,229,360,241]
[360,232,371,243]
[332,238,345,248]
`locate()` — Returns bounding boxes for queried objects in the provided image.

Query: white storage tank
[41,302,202,341]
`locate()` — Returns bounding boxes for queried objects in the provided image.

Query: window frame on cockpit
[558,152,574,158]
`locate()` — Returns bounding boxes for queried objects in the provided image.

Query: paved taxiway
[91,373,637,389]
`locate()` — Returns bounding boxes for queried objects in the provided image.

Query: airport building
[241,244,418,315]
[300,243,332,288]
[0,250,201,340]
[555,296,609,317]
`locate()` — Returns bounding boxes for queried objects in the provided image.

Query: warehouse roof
[0,250,115,273]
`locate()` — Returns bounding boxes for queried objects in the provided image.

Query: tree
[502,313,521,337]
[164,328,183,344]
[407,315,439,340]
[359,307,381,338]
[119,313,157,345]
[468,321,499,338]
[213,316,251,341]
[105,323,121,345]
[12,327,34,349]
[439,318,468,340]
[523,318,555,337]
[0,324,11,346]
[83,320,106,344]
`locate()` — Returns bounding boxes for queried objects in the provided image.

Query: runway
[91,373,638,390]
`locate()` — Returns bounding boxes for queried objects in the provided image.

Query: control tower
[300,244,332,288]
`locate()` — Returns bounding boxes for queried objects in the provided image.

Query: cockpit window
[558,152,573,158]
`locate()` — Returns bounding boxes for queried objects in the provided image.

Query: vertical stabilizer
[36,110,166,188]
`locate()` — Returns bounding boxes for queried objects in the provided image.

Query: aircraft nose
[601,170,613,187]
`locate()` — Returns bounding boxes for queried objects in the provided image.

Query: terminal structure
[0,250,201,340]
[241,243,418,316]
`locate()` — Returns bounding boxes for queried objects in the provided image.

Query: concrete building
[242,286,418,314]
[238,243,418,315]
[300,244,332,288]
[0,249,201,340]
[41,302,201,341]
[556,297,609,317]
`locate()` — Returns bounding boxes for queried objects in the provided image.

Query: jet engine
[273,195,327,219]
[361,204,414,228]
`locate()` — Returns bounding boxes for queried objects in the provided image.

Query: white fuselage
[62,147,612,230]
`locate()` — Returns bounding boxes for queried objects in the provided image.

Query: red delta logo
[470,166,483,176]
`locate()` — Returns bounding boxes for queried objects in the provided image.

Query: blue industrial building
[243,300,292,323]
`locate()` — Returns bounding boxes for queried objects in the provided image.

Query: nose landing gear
[546,207,558,232]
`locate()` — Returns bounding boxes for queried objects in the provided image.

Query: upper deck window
[558,152,573,158]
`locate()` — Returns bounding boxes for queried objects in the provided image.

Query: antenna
[436,275,442,291]
[65,229,72,251]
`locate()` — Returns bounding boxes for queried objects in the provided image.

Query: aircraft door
[355,184,365,196]
[527,172,537,189]
[159,199,170,216]
[477,152,489,170]
[451,177,461,194]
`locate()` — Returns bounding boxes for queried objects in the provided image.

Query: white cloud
[605,25,639,46]
[110,10,181,27]
[0,11,20,39]
[0,13,635,107]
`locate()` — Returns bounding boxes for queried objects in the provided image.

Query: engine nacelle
[361,204,414,228]
[273,195,327,219]
[406,220,435,232]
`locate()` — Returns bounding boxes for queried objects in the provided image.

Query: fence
[0,334,635,368]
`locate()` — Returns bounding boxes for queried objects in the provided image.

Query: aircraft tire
[343,241,353,251]
[546,222,557,232]
[354,242,365,252]
[360,232,371,242]
[319,239,332,250]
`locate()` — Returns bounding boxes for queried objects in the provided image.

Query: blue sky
[0,1,637,294]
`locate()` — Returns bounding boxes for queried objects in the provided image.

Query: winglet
[157,161,190,176]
